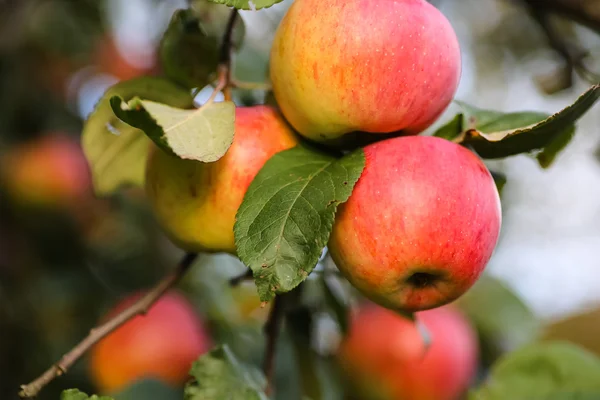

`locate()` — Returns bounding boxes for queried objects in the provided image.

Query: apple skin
[145,105,299,254]
[0,133,92,210]
[89,291,213,393]
[269,0,461,143]
[328,136,501,313]
[337,303,479,400]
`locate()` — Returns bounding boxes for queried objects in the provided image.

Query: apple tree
[11,0,600,399]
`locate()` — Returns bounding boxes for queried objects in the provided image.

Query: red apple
[328,136,501,313]
[269,0,461,143]
[337,303,479,400]
[0,133,93,210]
[145,105,299,254]
[89,291,213,393]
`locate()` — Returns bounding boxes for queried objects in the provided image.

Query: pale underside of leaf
[140,100,236,161]
[81,76,194,196]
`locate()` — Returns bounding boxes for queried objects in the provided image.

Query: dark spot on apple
[407,272,438,288]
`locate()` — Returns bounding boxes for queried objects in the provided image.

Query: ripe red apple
[89,291,213,393]
[0,133,93,210]
[328,136,501,313]
[269,0,461,143]
[145,105,299,254]
[337,303,479,400]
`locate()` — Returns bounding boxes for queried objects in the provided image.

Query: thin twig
[219,8,238,102]
[263,295,284,396]
[521,0,600,88]
[229,268,253,286]
[195,8,239,107]
[18,253,198,399]
[517,0,600,34]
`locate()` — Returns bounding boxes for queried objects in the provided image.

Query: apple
[337,303,479,400]
[89,291,213,393]
[0,133,92,210]
[269,0,461,144]
[94,35,157,81]
[145,105,299,254]
[328,135,501,313]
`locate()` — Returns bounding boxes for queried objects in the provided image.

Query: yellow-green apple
[89,291,212,393]
[337,303,479,400]
[145,105,299,254]
[0,133,93,210]
[328,135,501,313]
[269,0,461,143]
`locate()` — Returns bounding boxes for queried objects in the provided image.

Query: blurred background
[0,0,599,399]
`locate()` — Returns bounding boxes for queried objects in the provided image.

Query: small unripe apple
[269,0,461,143]
[145,105,299,254]
[337,303,479,400]
[328,136,501,313]
[89,291,212,393]
[0,133,92,210]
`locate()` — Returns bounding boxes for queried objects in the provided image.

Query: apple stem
[263,294,285,396]
[17,252,199,399]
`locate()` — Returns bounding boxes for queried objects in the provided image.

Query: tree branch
[219,8,238,102]
[520,0,600,91]
[519,0,600,34]
[18,252,198,399]
[263,295,285,396]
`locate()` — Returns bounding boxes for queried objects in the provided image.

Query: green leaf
[469,342,600,400]
[110,97,235,162]
[456,275,540,366]
[432,113,463,140]
[205,0,283,10]
[436,85,599,167]
[160,5,245,89]
[60,389,114,400]
[184,344,268,400]
[234,146,366,302]
[81,77,194,196]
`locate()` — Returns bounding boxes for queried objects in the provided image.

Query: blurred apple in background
[93,34,158,81]
[337,303,479,400]
[88,290,213,394]
[0,133,93,211]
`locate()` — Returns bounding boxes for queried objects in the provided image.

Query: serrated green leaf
[110,97,235,162]
[462,85,600,161]
[205,0,283,10]
[234,146,365,302]
[60,389,114,400]
[160,5,245,89]
[469,342,600,400]
[184,345,268,400]
[81,77,194,196]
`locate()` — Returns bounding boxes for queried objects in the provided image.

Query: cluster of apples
[95,0,501,398]
[149,0,502,313]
